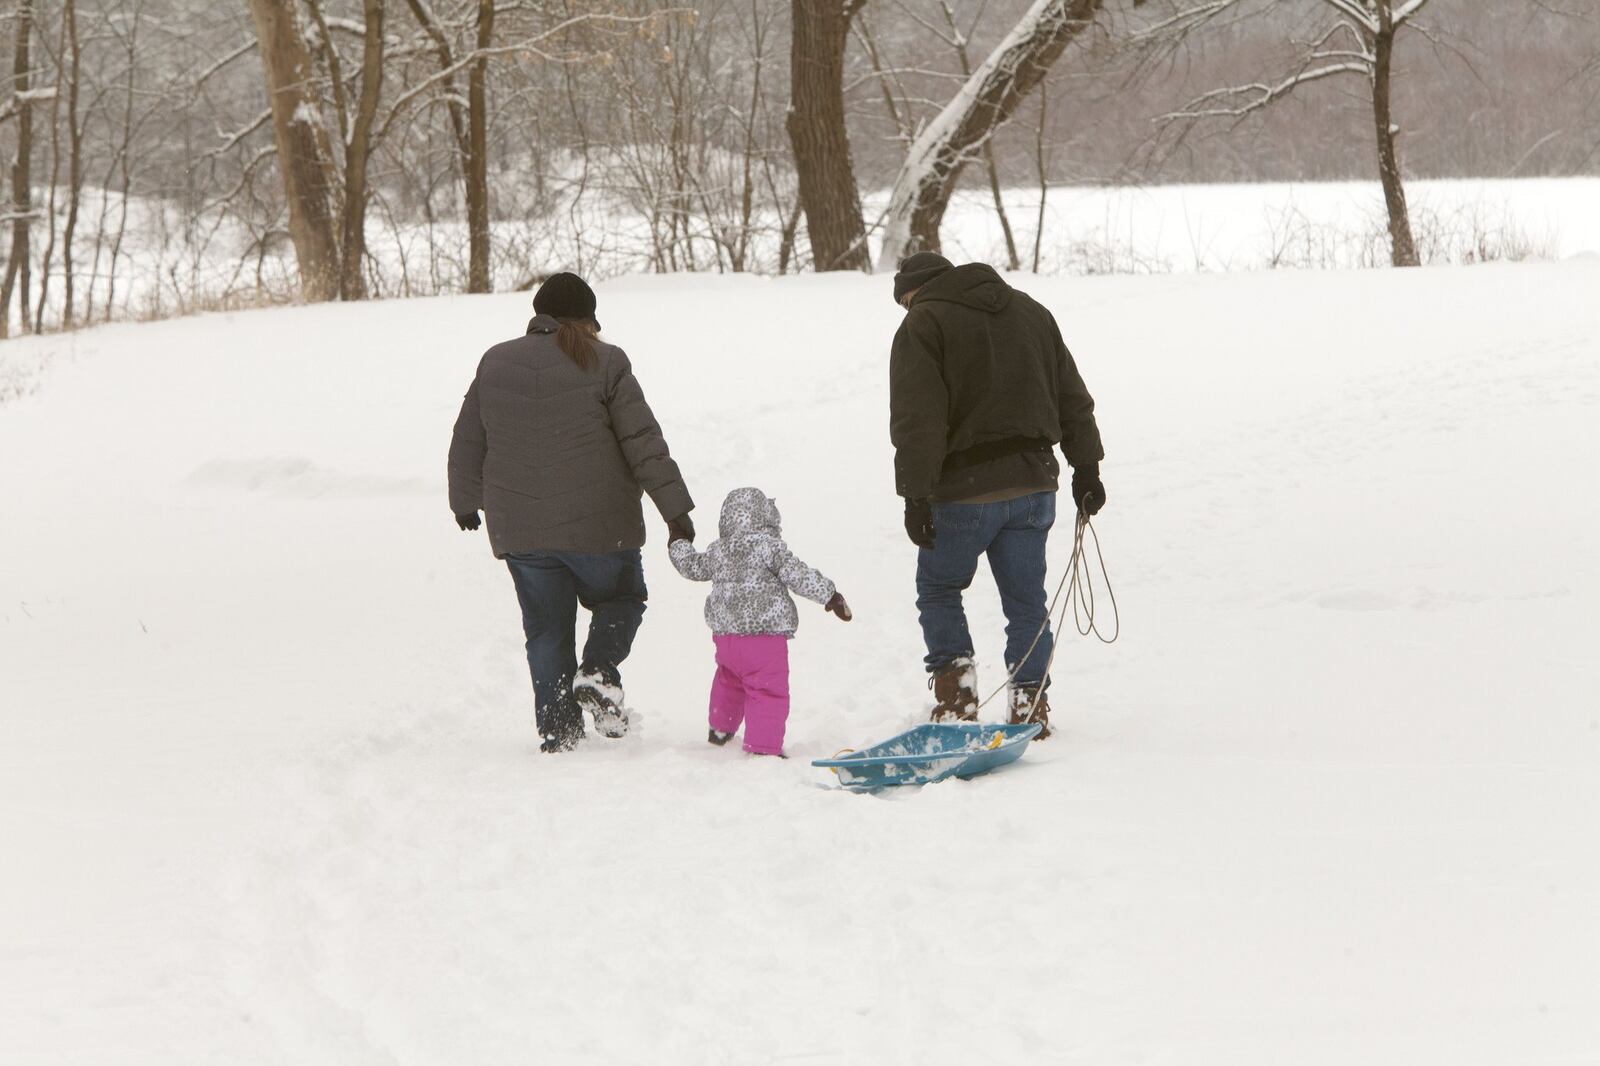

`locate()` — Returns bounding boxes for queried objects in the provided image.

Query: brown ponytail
[554,317,600,370]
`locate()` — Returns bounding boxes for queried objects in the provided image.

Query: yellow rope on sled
[826,748,856,775]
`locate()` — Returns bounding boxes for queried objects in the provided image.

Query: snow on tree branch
[1392,0,1434,26]
[877,0,1102,269]
[1316,0,1377,32]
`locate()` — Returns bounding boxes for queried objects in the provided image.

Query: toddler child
[668,487,851,755]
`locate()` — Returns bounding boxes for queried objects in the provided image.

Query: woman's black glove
[667,513,695,543]
[456,511,481,531]
[904,498,936,549]
[1071,464,1105,517]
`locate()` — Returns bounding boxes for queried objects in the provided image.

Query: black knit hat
[893,252,953,305]
[533,272,598,323]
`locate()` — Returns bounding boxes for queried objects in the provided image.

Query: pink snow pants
[709,634,791,755]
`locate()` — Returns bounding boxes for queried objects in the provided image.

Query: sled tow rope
[975,509,1119,712]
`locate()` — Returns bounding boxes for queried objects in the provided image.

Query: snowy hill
[3,264,1598,1063]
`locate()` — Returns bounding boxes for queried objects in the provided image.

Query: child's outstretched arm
[668,537,714,582]
[770,541,836,606]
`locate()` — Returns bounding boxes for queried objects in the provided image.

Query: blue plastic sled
[811,722,1043,791]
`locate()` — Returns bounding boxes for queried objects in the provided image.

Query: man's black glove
[904,497,936,550]
[456,511,481,531]
[1071,464,1105,517]
[667,512,695,543]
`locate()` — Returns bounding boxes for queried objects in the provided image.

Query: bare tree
[338,0,385,300]
[59,0,83,326]
[2,0,48,336]
[876,0,1105,269]
[887,1,1027,270]
[1152,0,1433,266]
[249,0,340,300]
[1031,77,1049,271]
[788,0,871,271]
[465,0,491,292]
[400,0,472,277]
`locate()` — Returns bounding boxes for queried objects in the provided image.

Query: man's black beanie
[533,272,599,322]
[892,252,954,305]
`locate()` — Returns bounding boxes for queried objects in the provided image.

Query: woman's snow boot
[540,727,584,754]
[574,674,629,738]
[930,658,979,722]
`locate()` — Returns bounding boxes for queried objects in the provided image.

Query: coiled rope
[974,508,1119,712]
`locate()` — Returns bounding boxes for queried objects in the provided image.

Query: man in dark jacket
[449,273,694,752]
[888,252,1104,738]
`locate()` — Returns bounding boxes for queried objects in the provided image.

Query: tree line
[2,0,1596,335]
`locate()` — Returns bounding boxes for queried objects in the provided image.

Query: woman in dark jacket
[448,273,695,753]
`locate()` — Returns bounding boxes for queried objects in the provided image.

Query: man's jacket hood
[911,262,1013,315]
[889,269,1103,502]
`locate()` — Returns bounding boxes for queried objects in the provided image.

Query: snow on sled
[812,722,1042,791]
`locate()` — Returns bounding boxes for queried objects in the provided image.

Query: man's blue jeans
[916,491,1056,688]
[504,549,647,741]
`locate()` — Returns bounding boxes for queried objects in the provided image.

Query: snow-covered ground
[3,263,1598,1063]
[931,177,1600,273]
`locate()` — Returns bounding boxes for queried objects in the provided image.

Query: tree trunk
[62,0,83,328]
[1371,3,1419,268]
[402,0,479,289]
[733,2,769,275]
[102,19,139,324]
[983,141,1021,272]
[339,0,385,301]
[465,0,493,293]
[1032,79,1048,273]
[942,3,1020,271]
[1,0,37,338]
[249,0,340,302]
[35,0,67,334]
[404,0,471,164]
[787,0,870,272]
[777,198,803,275]
[877,0,1101,270]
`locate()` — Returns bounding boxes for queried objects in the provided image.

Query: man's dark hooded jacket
[889,263,1103,503]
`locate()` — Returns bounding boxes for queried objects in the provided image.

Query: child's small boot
[707,728,736,746]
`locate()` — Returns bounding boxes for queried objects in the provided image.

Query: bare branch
[193,40,259,91]
[1154,60,1369,124]
[208,107,273,157]
[376,11,686,143]
[1128,0,1240,43]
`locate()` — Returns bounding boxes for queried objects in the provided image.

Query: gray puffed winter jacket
[668,488,835,636]
[448,315,693,557]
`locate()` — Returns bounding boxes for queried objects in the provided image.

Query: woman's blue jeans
[504,549,647,741]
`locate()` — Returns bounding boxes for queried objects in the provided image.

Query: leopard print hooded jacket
[668,487,836,636]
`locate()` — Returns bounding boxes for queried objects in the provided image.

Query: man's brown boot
[930,659,979,722]
[1008,684,1052,740]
